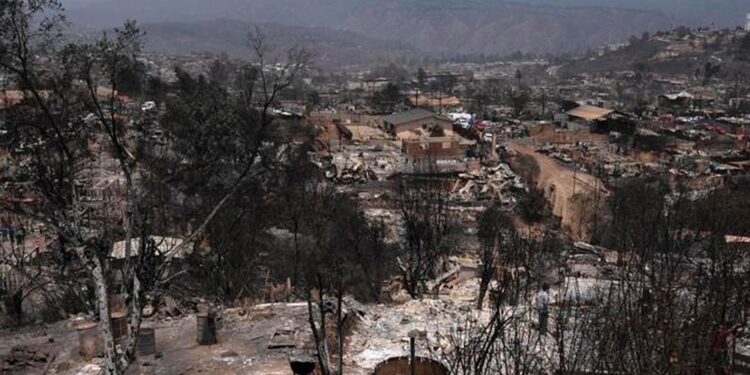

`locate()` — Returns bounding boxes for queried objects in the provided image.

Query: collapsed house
[451,163,524,204]
[402,137,466,160]
[658,91,694,113]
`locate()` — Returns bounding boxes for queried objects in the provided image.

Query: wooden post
[410,336,416,375]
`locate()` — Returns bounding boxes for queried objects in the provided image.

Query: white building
[746,13,750,31]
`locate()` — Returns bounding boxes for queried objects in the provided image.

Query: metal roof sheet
[383,108,451,125]
[565,105,614,121]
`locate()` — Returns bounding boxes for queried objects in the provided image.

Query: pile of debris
[330,157,378,184]
[350,298,470,369]
[314,153,389,185]
[0,346,52,374]
[312,143,406,185]
[347,255,499,371]
[451,163,525,204]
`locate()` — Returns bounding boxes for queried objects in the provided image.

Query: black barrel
[137,327,156,355]
[197,312,218,345]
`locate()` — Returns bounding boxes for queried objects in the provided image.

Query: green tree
[371,83,404,113]
[739,34,750,60]
[702,61,721,85]
[207,56,231,86]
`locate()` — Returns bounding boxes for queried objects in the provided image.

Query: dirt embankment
[508,143,608,240]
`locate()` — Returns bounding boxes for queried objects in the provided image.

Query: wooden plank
[268,328,297,349]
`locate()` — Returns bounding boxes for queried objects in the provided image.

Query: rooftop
[402,136,461,144]
[566,104,615,121]
[383,108,451,126]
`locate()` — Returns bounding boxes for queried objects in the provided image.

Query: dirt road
[508,142,608,240]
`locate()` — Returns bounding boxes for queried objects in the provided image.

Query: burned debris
[0,2,750,374]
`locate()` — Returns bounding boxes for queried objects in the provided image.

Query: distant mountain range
[510,0,748,26]
[138,19,419,67]
[62,0,750,65]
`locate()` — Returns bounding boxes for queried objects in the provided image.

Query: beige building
[383,108,454,139]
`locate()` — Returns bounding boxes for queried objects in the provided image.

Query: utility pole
[336,289,343,375]
[408,330,418,375]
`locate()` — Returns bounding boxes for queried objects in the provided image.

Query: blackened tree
[371,83,404,114]
[476,204,512,309]
[396,176,457,298]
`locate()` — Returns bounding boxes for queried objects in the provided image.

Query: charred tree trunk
[477,243,496,310]
[308,292,333,375]
[83,251,120,375]
[336,289,344,375]
[122,274,143,368]
[5,289,24,325]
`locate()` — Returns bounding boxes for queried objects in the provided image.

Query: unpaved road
[508,142,608,240]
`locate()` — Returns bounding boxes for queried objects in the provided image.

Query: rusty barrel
[110,312,128,341]
[137,327,156,355]
[77,322,103,359]
[197,312,218,345]
[109,293,126,314]
[110,270,124,291]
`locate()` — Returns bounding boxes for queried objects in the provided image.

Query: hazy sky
[58,0,749,59]
[61,0,750,24]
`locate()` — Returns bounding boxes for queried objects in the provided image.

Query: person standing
[537,283,550,336]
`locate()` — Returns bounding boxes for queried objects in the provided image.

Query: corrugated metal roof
[662,91,694,101]
[565,105,614,121]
